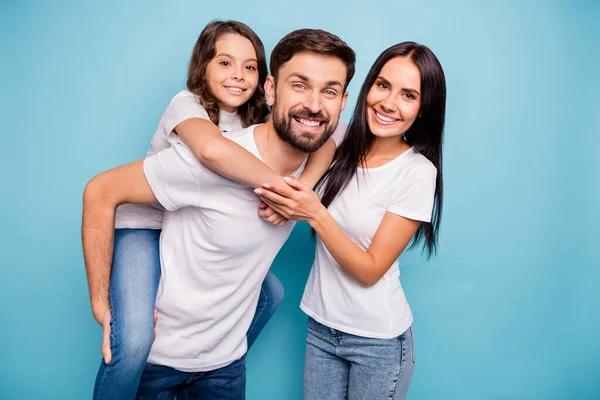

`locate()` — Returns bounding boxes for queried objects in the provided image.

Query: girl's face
[366,56,421,139]
[205,33,260,112]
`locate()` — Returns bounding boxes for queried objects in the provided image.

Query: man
[82,28,355,399]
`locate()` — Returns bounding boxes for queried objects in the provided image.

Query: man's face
[265,51,348,153]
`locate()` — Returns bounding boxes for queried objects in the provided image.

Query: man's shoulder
[228,124,261,147]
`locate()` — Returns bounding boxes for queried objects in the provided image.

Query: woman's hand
[254,176,325,223]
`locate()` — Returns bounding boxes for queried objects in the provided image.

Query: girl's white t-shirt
[300,147,437,339]
[114,90,243,229]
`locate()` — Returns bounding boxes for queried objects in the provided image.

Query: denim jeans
[303,317,415,400]
[93,229,284,400]
[136,355,246,400]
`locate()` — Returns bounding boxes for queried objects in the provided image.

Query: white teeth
[298,118,321,127]
[226,87,243,93]
[375,111,395,123]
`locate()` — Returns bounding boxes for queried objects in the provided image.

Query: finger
[265,208,288,226]
[265,212,281,225]
[260,181,297,198]
[102,315,112,364]
[274,215,288,226]
[258,201,268,210]
[154,311,157,340]
[254,188,291,208]
[261,198,289,219]
[283,176,309,191]
[258,205,276,219]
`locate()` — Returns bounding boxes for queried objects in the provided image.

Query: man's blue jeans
[93,229,284,400]
[136,356,246,400]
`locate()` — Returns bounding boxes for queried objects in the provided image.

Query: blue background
[2,0,598,399]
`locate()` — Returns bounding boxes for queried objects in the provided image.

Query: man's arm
[82,160,157,324]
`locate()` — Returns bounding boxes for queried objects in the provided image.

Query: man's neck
[253,121,308,176]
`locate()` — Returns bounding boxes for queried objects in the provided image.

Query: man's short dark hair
[270,29,356,90]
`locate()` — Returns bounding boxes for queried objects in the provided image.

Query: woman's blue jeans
[303,317,415,400]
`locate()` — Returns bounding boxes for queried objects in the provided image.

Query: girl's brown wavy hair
[187,20,270,127]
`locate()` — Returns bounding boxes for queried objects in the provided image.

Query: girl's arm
[254,177,421,287]
[175,118,288,188]
[299,122,347,188]
[298,138,336,188]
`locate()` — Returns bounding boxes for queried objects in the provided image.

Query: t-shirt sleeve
[143,142,202,211]
[162,93,211,143]
[331,121,348,148]
[387,164,437,222]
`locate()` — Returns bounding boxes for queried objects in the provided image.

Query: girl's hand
[254,176,324,223]
[257,201,288,227]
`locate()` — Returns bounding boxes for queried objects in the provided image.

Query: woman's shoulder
[403,148,436,175]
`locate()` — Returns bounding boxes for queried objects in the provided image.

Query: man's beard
[272,106,337,153]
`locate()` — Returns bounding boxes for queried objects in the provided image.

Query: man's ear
[265,76,276,107]
[340,91,349,112]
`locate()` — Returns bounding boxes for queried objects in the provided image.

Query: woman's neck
[364,135,410,169]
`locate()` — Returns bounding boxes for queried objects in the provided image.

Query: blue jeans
[303,317,415,400]
[136,356,245,400]
[93,229,284,400]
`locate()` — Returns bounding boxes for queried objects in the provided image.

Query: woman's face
[366,56,421,139]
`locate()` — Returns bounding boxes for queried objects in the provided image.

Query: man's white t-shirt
[143,125,306,372]
[301,147,436,339]
[114,90,243,229]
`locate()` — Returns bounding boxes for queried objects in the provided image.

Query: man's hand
[101,309,112,364]
[100,309,158,365]
[257,201,288,226]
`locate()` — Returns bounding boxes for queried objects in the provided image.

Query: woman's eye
[246,65,257,71]
[220,61,230,66]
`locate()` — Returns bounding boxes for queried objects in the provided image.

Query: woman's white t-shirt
[114,90,243,229]
[300,147,437,339]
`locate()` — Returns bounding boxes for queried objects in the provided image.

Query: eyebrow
[376,76,420,96]
[289,72,343,89]
[215,53,258,63]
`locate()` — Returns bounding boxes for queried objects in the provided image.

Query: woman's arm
[175,118,288,188]
[255,177,421,287]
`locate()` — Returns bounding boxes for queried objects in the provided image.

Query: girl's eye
[246,65,257,71]
[220,61,230,67]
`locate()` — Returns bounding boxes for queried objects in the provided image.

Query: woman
[255,41,446,399]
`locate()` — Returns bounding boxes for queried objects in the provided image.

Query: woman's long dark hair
[187,20,270,127]
[317,42,446,258]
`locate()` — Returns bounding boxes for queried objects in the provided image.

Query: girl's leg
[303,317,350,400]
[93,229,162,400]
[246,270,284,349]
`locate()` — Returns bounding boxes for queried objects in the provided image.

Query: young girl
[256,42,446,400]
[91,20,336,400]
